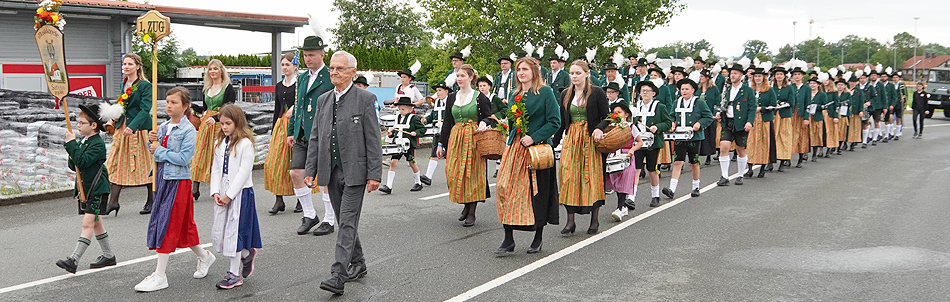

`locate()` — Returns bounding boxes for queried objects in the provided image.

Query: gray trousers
[327,166,366,276]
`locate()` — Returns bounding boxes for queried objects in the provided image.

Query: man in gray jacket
[304,50,382,295]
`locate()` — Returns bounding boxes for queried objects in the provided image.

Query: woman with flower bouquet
[551,60,610,235]
[495,57,561,256]
[435,65,496,227]
[104,54,154,215]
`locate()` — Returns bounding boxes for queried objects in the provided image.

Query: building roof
[900,55,950,70]
[1,0,308,32]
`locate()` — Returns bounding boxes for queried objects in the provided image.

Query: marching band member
[104,53,154,215]
[821,77,841,156]
[632,80,671,207]
[395,65,424,106]
[869,67,885,144]
[890,73,907,140]
[553,60,610,235]
[421,82,451,186]
[548,50,570,94]
[436,65,495,227]
[649,67,675,171]
[715,61,756,186]
[604,82,626,107]
[806,75,829,161]
[858,70,876,148]
[744,67,776,178]
[478,76,507,178]
[789,66,811,167]
[495,57,561,256]
[834,77,853,154]
[606,103,643,221]
[601,61,630,107]
[698,68,722,165]
[771,66,795,170]
[493,55,515,104]
[380,97,426,194]
[662,77,713,199]
[845,75,864,150]
[445,47,470,92]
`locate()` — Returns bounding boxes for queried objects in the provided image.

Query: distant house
[900,54,950,81]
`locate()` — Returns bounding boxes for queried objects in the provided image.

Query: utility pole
[914,16,920,82]
[792,21,798,58]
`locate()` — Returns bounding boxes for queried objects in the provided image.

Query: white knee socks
[885,124,892,138]
[413,171,422,185]
[294,187,316,219]
[386,171,395,187]
[719,156,730,178]
[321,188,335,226]
[425,159,438,178]
[669,179,679,194]
[737,156,748,177]
[692,179,701,190]
[862,129,869,143]
[650,185,659,198]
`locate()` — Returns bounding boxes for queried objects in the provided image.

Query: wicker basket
[475,128,505,160]
[595,125,633,153]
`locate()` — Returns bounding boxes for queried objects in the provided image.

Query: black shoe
[493,170,498,178]
[913,132,918,138]
[89,255,116,269]
[716,177,729,186]
[293,201,303,213]
[872,140,877,146]
[527,243,542,254]
[312,222,334,236]
[296,217,319,235]
[734,177,743,185]
[560,224,576,235]
[410,183,424,192]
[861,143,868,149]
[704,158,711,165]
[193,190,200,201]
[624,199,636,211]
[649,197,660,207]
[378,185,392,194]
[802,153,808,160]
[346,262,367,282]
[893,136,899,141]
[268,200,285,215]
[764,163,774,172]
[691,188,700,197]
[56,257,77,274]
[882,137,889,143]
[661,187,674,199]
[105,204,120,217]
[420,175,432,186]
[494,243,515,257]
[777,162,786,172]
[836,149,842,155]
[139,202,152,215]
[757,169,765,178]
[743,169,753,178]
[319,276,346,295]
[587,225,599,235]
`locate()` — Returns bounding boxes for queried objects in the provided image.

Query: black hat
[396,68,415,79]
[603,62,621,71]
[848,76,859,82]
[648,67,665,79]
[670,66,687,77]
[808,70,818,76]
[807,76,821,84]
[516,51,528,58]
[431,81,453,93]
[477,76,493,87]
[627,53,638,59]
[498,56,514,64]
[298,36,327,51]
[548,55,566,63]
[393,97,415,107]
[700,69,713,78]
[727,64,747,73]
[610,102,632,117]
[770,66,788,75]
[751,68,768,75]
[789,67,806,75]
[635,80,659,95]
[353,76,368,86]
[746,64,757,71]
[603,82,622,93]
[636,58,648,67]
[78,104,105,132]
[694,57,706,64]
[676,78,698,92]
[835,78,848,85]
[868,69,879,76]
[449,52,466,61]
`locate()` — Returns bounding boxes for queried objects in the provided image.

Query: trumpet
[425,96,435,106]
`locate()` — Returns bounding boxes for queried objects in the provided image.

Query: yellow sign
[136,10,171,41]
[34,25,69,99]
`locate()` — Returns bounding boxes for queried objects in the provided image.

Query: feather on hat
[585,47,597,62]
[460,45,472,58]
[700,49,709,61]
[523,42,535,57]
[409,60,421,75]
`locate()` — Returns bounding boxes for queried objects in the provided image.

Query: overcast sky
[151,0,948,58]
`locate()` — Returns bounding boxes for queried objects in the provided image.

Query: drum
[640,132,655,146]
[381,115,397,127]
[474,128,505,160]
[663,127,694,141]
[382,144,404,155]
[605,154,631,174]
[527,144,555,170]
[425,125,440,136]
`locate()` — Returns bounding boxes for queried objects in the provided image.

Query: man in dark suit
[288,36,337,236]
[304,50,382,295]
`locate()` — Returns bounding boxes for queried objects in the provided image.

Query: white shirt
[395,84,424,103]
[165,123,178,137]
[334,82,353,103]
[728,84,741,118]
[455,89,476,107]
[500,70,510,83]
[308,65,326,91]
[571,91,584,106]
[551,68,561,83]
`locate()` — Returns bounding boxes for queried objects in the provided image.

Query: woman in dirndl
[105,53,154,215]
[821,77,841,156]
[771,66,795,171]
[790,67,811,168]
[845,77,863,149]
[264,53,301,214]
[834,78,852,154]
[553,59,610,235]
[806,76,828,161]
[495,57,561,256]
[436,64,495,227]
[192,59,236,201]
[744,68,776,178]
[698,68,722,165]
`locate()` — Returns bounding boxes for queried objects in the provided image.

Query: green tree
[646,41,688,59]
[922,43,950,56]
[775,44,795,63]
[685,39,714,57]
[421,0,684,71]
[331,0,432,48]
[753,52,772,63]
[741,39,770,59]
[132,34,185,81]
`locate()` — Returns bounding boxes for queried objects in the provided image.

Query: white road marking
[0,243,213,294]
[420,183,496,200]
[444,169,751,302]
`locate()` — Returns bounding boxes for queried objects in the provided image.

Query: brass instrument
[425,96,435,106]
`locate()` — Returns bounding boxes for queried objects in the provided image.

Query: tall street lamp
[914,16,920,82]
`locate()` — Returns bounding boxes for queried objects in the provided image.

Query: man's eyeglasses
[328,66,354,72]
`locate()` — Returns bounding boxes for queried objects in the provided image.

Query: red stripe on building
[242,86,275,92]
[2,64,106,74]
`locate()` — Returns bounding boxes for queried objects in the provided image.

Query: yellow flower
[37,7,43,14]
[120,93,128,99]
[511,103,518,111]
[51,14,59,22]
[143,34,152,44]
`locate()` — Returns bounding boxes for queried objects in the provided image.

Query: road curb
[0,162,266,207]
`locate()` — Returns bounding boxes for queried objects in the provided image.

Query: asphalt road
[2,116,949,301]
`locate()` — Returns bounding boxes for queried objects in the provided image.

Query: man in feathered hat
[548,53,569,94]
[716,61,757,186]
[494,56,515,104]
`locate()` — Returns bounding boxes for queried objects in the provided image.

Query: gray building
[0,0,306,98]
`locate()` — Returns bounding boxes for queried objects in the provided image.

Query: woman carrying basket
[495,57,561,256]
[552,59,610,235]
[436,64,496,227]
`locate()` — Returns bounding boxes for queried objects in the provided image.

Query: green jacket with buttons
[291,66,333,140]
[722,83,758,131]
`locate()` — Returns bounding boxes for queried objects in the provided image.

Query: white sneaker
[605,189,615,195]
[621,206,629,217]
[134,272,169,292]
[193,252,216,279]
[611,208,625,222]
